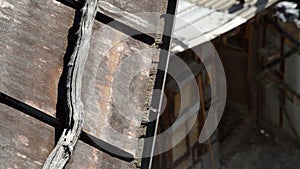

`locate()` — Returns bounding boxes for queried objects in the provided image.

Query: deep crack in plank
[43,0,98,168]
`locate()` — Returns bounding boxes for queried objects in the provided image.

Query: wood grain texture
[0,0,74,117]
[42,0,98,168]
[0,104,54,169]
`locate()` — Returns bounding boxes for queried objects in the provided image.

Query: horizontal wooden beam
[0,92,60,127]
[265,17,300,47]
[55,0,155,46]
[264,47,298,69]
[0,92,134,162]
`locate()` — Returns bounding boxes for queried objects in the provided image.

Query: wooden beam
[265,17,300,47]
[197,75,216,169]
[0,92,60,127]
[55,0,155,45]
[263,47,298,69]
[258,71,300,106]
[42,0,99,168]
[0,92,134,161]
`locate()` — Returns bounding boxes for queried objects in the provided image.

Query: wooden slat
[0,92,134,162]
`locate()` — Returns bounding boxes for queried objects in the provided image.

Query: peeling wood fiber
[42,0,98,168]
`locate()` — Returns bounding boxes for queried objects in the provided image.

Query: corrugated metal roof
[173,0,279,51]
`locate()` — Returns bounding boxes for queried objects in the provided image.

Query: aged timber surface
[0,0,74,116]
[98,0,163,34]
[66,141,130,168]
[0,104,54,169]
[0,0,162,168]
[81,21,154,156]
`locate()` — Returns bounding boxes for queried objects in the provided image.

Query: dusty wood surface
[0,104,54,168]
[42,0,98,168]
[81,20,154,156]
[0,0,162,168]
[0,0,74,116]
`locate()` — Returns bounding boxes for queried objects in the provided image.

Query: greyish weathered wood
[42,0,98,168]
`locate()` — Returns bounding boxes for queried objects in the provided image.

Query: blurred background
[152,0,300,168]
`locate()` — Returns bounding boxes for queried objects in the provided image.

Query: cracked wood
[42,0,98,168]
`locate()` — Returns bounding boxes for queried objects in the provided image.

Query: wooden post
[197,74,216,169]
[279,35,286,127]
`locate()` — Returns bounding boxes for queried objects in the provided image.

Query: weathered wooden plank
[81,20,153,156]
[0,92,135,162]
[0,0,164,168]
[0,104,54,169]
[53,0,156,45]
[98,0,162,34]
[65,141,131,169]
[0,0,74,117]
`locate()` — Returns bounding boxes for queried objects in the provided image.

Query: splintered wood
[42,0,98,168]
